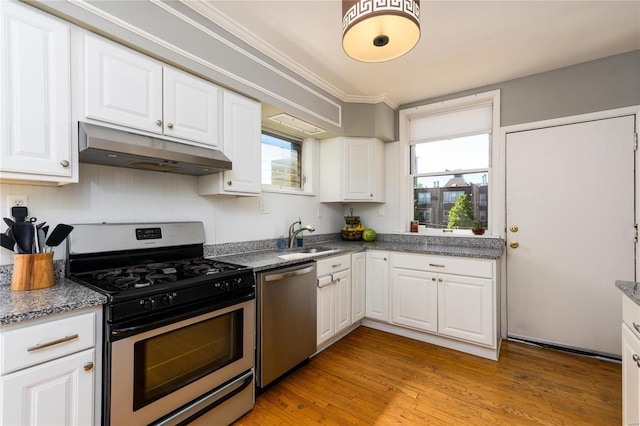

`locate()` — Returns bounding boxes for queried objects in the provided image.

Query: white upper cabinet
[320,137,385,202]
[83,32,221,148]
[0,1,75,184]
[198,91,261,196]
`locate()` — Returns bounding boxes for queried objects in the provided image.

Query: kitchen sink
[278,246,340,260]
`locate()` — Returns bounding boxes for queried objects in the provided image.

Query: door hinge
[635,224,638,243]
[634,133,638,151]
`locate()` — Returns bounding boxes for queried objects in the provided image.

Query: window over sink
[261,132,305,191]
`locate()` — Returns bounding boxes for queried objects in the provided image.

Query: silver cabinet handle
[634,322,640,333]
[331,263,342,268]
[167,123,174,129]
[429,263,445,268]
[156,119,163,126]
[438,278,443,282]
[633,354,639,362]
[227,180,233,186]
[27,334,79,352]
[83,362,94,372]
[431,277,436,282]
[60,160,70,168]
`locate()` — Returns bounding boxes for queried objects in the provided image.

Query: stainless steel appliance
[67,222,255,426]
[257,263,317,389]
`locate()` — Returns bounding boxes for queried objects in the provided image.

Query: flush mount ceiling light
[342,0,420,63]
[268,113,326,135]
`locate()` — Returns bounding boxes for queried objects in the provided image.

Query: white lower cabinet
[351,252,366,323]
[622,296,640,425]
[0,307,101,426]
[1,349,95,425]
[391,268,438,332]
[365,251,390,321]
[316,254,352,347]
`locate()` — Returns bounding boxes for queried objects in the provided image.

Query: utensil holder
[11,252,55,291]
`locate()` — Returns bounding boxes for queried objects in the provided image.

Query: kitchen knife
[0,234,14,251]
[44,224,74,252]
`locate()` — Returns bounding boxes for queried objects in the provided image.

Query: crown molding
[182,1,397,110]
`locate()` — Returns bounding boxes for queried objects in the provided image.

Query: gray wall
[401,50,640,128]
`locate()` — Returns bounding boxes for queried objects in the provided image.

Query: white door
[0,1,72,178]
[1,349,95,426]
[391,268,438,332]
[506,115,636,357]
[84,32,163,134]
[163,67,220,147]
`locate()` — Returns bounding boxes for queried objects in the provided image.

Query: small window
[261,133,303,189]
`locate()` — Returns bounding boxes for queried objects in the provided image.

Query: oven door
[109,299,254,425]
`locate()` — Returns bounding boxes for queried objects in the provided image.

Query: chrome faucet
[288,219,315,248]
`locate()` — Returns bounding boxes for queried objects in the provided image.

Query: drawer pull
[634,322,640,333]
[27,334,79,352]
[429,263,445,268]
[332,263,342,268]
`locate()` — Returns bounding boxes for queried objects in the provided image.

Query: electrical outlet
[7,195,28,216]
[259,199,270,214]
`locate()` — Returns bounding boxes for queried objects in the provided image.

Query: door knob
[510,225,519,233]
[510,241,519,249]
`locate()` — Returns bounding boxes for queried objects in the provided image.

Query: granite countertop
[0,278,107,325]
[211,238,504,272]
[0,234,504,326]
[616,280,640,307]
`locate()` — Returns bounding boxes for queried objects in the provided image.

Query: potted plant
[472,220,485,235]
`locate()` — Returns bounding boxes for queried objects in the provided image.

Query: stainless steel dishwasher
[257,262,317,389]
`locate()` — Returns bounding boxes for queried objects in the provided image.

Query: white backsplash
[0,164,344,265]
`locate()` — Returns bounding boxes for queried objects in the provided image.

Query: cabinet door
[317,283,335,345]
[391,268,438,332]
[84,32,163,134]
[163,67,220,147]
[221,91,262,194]
[0,1,72,179]
[344,139,373,200]
[1,349,95,426]
[623,324,640,426]
[438,274,494,345]
[365,251,389,321]
[351,252,366,322]
[334,270,352,334]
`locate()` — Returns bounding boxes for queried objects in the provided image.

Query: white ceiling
[196,1,640,109]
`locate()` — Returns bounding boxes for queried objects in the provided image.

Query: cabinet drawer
[623,296,640,341]
[316,254,351,276]
[391,253,493,278]
[1,312,95,374]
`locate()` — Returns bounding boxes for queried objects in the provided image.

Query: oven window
[133,309,244,410]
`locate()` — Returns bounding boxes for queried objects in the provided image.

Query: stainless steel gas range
[66,222,255,426]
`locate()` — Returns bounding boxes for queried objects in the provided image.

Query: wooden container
[11,252,55,291]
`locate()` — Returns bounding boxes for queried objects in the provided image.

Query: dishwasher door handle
[264,265,315,282]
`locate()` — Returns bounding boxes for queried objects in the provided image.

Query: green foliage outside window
[447,194,475,229]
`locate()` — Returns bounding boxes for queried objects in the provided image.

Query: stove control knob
[161,293,176,306]
[140,298,156,311]
[233,277,243,288]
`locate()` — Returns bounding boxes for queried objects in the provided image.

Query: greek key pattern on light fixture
[343,0,420,31]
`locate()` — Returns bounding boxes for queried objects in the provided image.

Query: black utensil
[12,221,34,253]
[0,234,14,251]
[41,225,49,238]
[36,221,46,229]
[3,218,15,227]
[44,224,74,252]
[10,206,28,223]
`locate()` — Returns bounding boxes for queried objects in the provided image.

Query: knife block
[11,252,55,291]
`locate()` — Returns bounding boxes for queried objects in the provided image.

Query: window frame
[398,90,501,235]
[260,130,307,194]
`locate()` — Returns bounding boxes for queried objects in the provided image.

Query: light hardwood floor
[236,326,621,425]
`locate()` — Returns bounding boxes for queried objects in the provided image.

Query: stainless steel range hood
[79,122,232,176]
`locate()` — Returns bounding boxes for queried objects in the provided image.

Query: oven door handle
[150,370,253,426]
